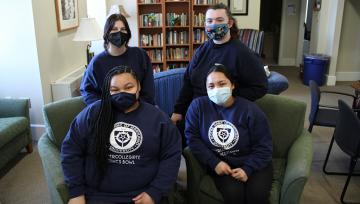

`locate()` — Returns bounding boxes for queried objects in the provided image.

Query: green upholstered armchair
[183,94,313,204]
[0,98,32,170]
[38,97,85,204]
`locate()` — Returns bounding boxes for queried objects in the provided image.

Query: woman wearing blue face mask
[171,3,267,128]
[62,66,181,204]
[80,14,155,106]
[185,64,273,204]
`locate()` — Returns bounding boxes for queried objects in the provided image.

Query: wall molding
[325,75,337,85]
[30,124,45,141]
[336,71,360,81]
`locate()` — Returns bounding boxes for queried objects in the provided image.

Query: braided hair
[94,65,138,178]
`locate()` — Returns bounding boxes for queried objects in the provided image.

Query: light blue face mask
[207,87,232,105]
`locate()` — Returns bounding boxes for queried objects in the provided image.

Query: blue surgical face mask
[111,92,137,112]
[207,87,232,106]
[205,23,229,40]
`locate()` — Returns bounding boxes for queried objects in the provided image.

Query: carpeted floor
[0,66,359,204]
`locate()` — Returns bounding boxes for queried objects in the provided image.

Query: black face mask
[111,92,137,112]
[108,31,129,48]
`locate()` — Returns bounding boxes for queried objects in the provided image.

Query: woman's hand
[132,192,155,204]
[214,161,232,175]
[68,195,85,204]
[231,168,248,182]
[170,113,183,125]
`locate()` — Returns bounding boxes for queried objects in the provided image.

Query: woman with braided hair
[61,65,181,204]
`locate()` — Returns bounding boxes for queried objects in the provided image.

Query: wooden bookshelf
[137,0,218,72]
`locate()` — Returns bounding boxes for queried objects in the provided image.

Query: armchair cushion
[0,117,28,148]
[43,97,85,148]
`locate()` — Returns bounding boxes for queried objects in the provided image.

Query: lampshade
[108,5,131,18]
[73,18,103,41]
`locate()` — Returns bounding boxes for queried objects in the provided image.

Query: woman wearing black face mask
[62,66,182,204]
[171,3,267,129]
[80,14,155,106]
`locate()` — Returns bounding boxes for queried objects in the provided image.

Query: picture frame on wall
[55,0,79,32]
[228,0,248,16]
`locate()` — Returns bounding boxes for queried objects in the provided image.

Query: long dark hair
[94,65,138,178]
[103,14,132,50]
[208,3,240,40]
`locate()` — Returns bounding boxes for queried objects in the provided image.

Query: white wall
[0,0,88,140]
[234,0,261,29]
[218,0,260,29]
[32,0,88,104]
[336,0,360,81]
[309,0,346,85]
[0,1,44,139]
[89,0,138,55]
[278,0,301,66]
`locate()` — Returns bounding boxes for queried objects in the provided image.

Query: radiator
[51,66,86,101]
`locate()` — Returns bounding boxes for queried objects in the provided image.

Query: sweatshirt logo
[208,120,239,150]
[109,122,143,154]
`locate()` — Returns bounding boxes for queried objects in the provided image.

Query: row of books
[193,12,205,26]
[146,49,163,62]
[140,13,163,27]
[166,13,188,26]
[152,64,162,73]
[140,33,163,46]
[194,0,218,5]
[167,63,188,69]
[193,29,207,43]
[166,48,189,60]
[166,30,189,45]
[139,0,161,3]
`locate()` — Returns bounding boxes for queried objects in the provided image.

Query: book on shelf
[146,49,163,62]
[166,48,189,60]
[166,30,188,45]
[139,0,161,3]
[193,29,206,43]
[152,64,162,73]
[194,0,218,5]
[140,33,163,46]
[193,12,205,26]
[167,63,188,69]
[140,13,162,27]
[166,13,188,26]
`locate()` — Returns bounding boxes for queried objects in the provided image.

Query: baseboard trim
[278,58,296,66]
[325,75,336,86]
[30,124,45,141]
[336,71,360,81]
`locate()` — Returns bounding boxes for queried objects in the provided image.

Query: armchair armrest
[280,129,313,204]
[0,98,29,118]
[38,133,69,204]
[183,147,207,204]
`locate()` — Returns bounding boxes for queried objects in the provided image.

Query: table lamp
[73,18,103,64]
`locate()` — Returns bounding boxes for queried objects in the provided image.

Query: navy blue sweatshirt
[174,39,268,115]
[80,48,155,105]
[61,101,181,203]
[185,96,272,176]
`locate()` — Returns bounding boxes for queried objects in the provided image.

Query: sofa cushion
[0,117,28,148]
[199,158,286,203]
